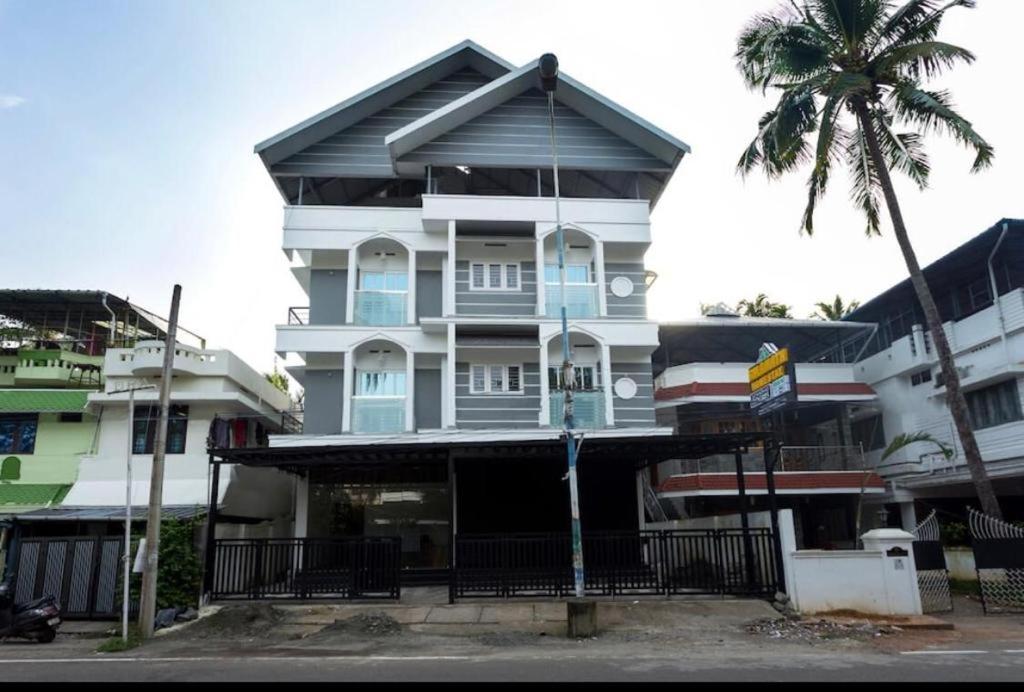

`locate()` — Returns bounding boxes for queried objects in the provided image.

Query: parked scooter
[0,574,62,643]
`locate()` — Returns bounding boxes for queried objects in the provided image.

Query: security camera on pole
[539,53,586,602]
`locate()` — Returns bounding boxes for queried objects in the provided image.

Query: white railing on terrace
[351,397,405,434]
[354,291,407,327]
[673,446,869,475]
[549,390,606,430]
[545,284,599,319]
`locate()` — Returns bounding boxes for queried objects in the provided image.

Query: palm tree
[737,294,793,318]
[811,294,860,320]
[735,0,1001,518]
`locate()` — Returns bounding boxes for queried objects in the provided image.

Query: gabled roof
[254,41,690,206]
[255,40,515,169]
[386,58,690,170]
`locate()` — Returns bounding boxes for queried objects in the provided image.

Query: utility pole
[139,284,181,638]
[540,54,585,599]
[118,383,156,642]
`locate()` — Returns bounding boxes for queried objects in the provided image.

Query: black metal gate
[452,529,778,600]
[911,510,953,613]
[968,508,1024,614]
[211,537,401,600]
[13,536,123,620]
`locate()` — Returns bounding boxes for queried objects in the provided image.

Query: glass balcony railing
[352,397,406,434]
[545,283,599,319]
[549,390,606,430]
[354,290,407,326]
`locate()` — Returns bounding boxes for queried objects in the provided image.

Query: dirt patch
[813,609,911,623]
[313,612,403,638]
[746,617,902,643]
[179,604,287,640]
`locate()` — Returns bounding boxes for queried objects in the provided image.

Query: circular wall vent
[610,276,635,298]
[614,377,638,400]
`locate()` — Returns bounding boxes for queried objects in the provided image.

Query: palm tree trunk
[855,102,1003,520]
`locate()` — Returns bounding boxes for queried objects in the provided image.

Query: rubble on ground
[178,604,286,639]
[316,611,402,637]
[746,616,902,643]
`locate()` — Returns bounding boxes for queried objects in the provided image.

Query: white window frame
[469,364,525,395]
[469,262,522,292]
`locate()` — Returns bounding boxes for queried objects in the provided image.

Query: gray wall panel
[455,261,537,317]
[610,361,656,427]
[417,270,443,319]
[414,369,442,430]
[604,262,647,319]
[455,362,540,428]
[400,90,669,172]
[278,68,490,177]
[309,269,348,325]
[303,369,344,434]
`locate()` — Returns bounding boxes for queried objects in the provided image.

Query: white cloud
[0,94,26,110]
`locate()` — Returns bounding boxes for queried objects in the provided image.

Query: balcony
[352,397,406,434]
[287,307,309,326]
[13,348,104,388]
[549,390,606,430]
[354,290,407,327]
[545,284,599,319]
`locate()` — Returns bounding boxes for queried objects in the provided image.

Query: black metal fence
[453,529,778,599]
[211,537,401,600]
[12,536,123,620]
[968,509,1024,614]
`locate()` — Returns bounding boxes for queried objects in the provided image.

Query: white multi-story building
[842,218,1024,527]
[41,340,298,537]
[218,41,693,578]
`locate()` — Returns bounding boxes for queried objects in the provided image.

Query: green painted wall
[15,412,98,484]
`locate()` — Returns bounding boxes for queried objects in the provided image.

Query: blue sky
[2,0,1023,382]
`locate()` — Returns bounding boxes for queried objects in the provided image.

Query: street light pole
[117,383,157,642]
[540,53,585,599]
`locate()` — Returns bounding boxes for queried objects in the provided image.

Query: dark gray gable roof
[273,68,492,178]
[255,40,514,173]
[386,59,690,171]
[396,88,669,173]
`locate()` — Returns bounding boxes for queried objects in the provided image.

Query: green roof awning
[0,483,72,508]
[0,390,89,413]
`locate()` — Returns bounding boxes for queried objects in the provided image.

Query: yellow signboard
[748,347,790,385]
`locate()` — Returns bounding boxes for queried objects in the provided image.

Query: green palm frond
[873,40,975,80]
[875,0,976,52]
[846,123,883,235]
[889,83,994,170]
[872,111,930,187]
[881,432,955,462]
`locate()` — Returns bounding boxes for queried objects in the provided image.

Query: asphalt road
[2,648,1023,682]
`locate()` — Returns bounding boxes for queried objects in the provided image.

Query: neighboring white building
[842,218,1024,527]
[53,340,298,538]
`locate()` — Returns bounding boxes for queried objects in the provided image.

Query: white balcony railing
[549,390,606,430]
[354,290,407,326]
[545,283,599,319]
[351,397,405,434]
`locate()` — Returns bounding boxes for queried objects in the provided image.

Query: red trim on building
[654,381,875,401]
[656,471,885,494]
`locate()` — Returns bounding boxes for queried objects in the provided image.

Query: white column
[601,342,614,428]
[446,220,456,317]
[446,323,456,429]
[346,247,358,324]
[899,502,917,532]
[406,248,417,325]
[294,476,309,538]
[535,232,547,317]
[539,337,550,426]
[405,348,415,432]
[342,350,353,432]
[441,256,450,316]
[594,239,608,317]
